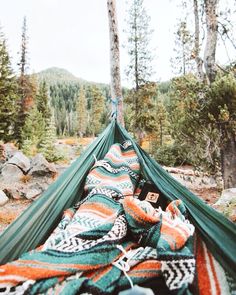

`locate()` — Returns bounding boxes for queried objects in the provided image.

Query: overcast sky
[0,0,235,86]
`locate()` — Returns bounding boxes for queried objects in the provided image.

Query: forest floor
[0,138,222,234]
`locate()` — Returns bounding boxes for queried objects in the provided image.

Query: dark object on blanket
[139,181,168,210]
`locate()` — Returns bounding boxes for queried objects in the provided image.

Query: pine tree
[21,138,35,157]
[76,86,87,137]
[37,81,51,123]
[155,100,170,146]
[38,117,62,162]
[90,86,105,136]
[125,0,156,143]
[125,0,154,90]
[173,21,194,75]
[16,16,36,145]
[21,106,45,145]
[126,82,157,145]
[0,29,18,142]
[19,16,28,77]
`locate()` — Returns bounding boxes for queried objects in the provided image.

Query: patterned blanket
[194,235,236,295]
[0,141,195,295]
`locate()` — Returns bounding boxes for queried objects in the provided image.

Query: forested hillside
[36,67,111,136]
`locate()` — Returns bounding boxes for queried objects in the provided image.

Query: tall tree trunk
[193,0,204,80]
[203,0,218,83]
[221,130,236,189]
[160,120,163,146]
[107,0,124,126]
[134,7,139,92]
[182,41,186,75]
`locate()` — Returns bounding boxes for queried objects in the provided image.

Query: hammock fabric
[0,121,236,294]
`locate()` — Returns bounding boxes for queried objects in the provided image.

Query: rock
[1,164,24,183]
[25,188,42,200]
[214,188,236,206]
[8,151,30,173]
[24,182,48,200]
[170,173,217,190]
[29,154,57,177]
[3,186,25,200]
[0,190,8,206]
[0,144,6,163]
[4,143,18,160]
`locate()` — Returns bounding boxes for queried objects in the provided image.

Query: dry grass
[0,211,18,225]
[0,199,32,233]
[51,172,59,181]
[78,137,94,146]
[58,138,78,146]
[20,174,32,183]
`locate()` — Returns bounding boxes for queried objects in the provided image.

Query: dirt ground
[0,199,32,233]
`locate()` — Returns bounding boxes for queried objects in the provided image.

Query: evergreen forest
[0,0,236,189]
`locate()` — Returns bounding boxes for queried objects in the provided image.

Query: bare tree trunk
[221,130,236,189]
[193,0,204,80]
[182,41,186,75]
[107,0,124,126]
[203,0,219,83]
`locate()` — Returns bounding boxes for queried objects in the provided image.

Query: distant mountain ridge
[36,67,110,89]
[36,67,86,85]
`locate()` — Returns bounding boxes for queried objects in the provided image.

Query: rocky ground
[0,140,235,234]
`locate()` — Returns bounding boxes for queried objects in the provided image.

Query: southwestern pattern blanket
[0,141,195,295]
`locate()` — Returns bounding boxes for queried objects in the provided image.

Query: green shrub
[154,143,189,167]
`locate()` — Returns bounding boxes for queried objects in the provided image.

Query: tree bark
[203,0,219,83]
[193,0,204,80]
[221,130,236,189]
[107,0,124,126]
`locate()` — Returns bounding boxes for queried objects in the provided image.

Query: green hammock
[0,120,235,282]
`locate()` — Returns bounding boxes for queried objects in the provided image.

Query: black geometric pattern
[52,215,127,253]
[161,258,195,290]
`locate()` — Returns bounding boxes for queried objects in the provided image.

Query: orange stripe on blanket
[161,225,187,250]
[105,151,138,164]
[196,237,212,295]
[0,264,69,283]
[79,203,115,216]
[108,145,138,158]
[92,265,113,282]
[89,170,132,182]
[128,272,160,278]
[208,251,221,295]
[128,260,162,278]
[123,196,159,225]
[77,209,117,221]
[130,260,162,272]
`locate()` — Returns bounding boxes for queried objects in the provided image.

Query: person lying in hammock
[0,141,195,295]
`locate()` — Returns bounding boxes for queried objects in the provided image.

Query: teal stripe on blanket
[18,241,134,267]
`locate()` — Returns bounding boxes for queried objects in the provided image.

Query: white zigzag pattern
[52,215,127,253]
[162,258,195,290]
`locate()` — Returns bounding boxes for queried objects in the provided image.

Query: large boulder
[1,164,24,183]
[25,188,42,200]
[4,143,18,160]
[214,188,236,206]
[0,144,6,172]
[3,186,26,200]
[213,188,236,223]
[29,154,57,177]
[8,151,31,173]
[0,144,6,163]
[0,190,8,206]
[24,182,47,200]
